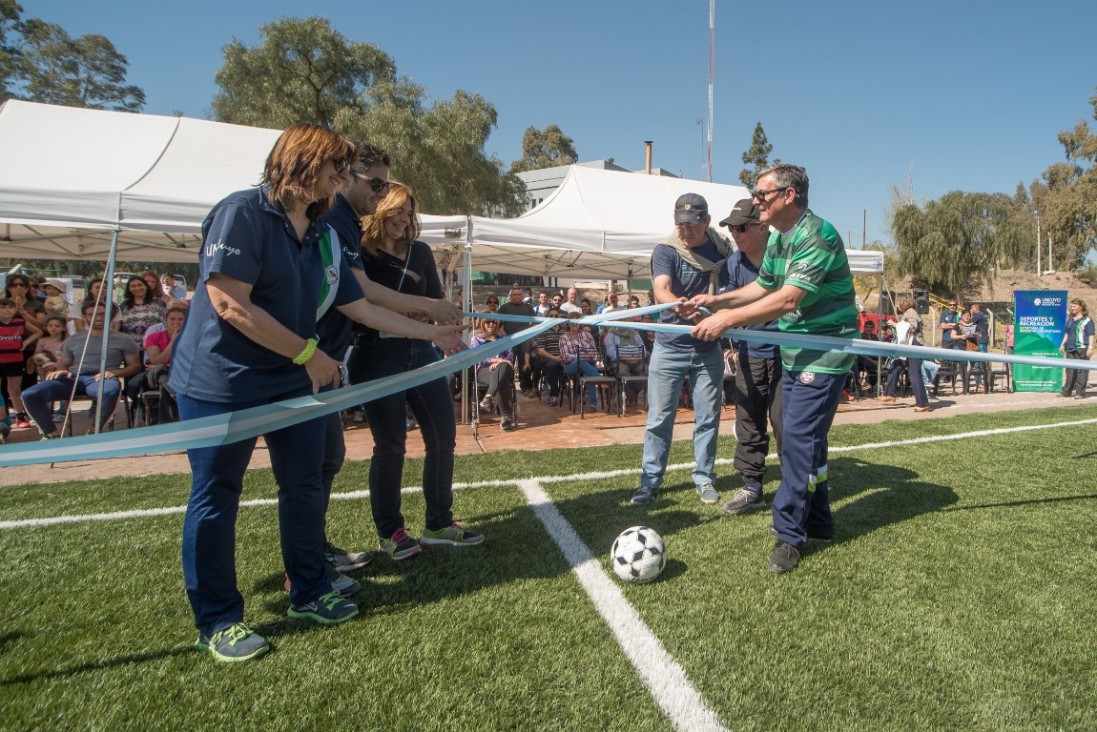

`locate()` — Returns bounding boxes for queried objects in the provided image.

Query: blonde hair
[360,182,421,258]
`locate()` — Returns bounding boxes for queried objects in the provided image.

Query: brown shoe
[879,396,896,403]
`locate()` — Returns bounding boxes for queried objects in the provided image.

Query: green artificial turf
[1,406,1095,731]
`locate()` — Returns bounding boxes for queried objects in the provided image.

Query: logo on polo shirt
[325,265,338,284]
[205,240,242,258]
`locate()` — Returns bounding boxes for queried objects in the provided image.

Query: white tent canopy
[419,166,883,279]
[0,100,279,263]
[0,101,883,277]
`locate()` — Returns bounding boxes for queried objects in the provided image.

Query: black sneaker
[723,488,766,515]
[768,541,800,574]
[288,590,359,625]
[324,541,373,572]
[380,527,422,561]
[196,622,270,662]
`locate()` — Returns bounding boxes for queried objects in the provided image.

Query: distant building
[516,160,678,210]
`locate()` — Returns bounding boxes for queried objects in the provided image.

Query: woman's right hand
[304,349,341,393]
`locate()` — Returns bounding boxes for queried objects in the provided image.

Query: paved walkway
[0,384,1088,487]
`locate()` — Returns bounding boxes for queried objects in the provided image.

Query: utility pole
[1036,214,1041,276]
[707,0,714,182]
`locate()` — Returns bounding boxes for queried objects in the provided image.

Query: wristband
[292,337,318,365]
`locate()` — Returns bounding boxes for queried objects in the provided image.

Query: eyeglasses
[486,300,498,305]
[751,188,786,203]
[331,158,349,174]
[731,222,765,233]
[357,175,391,195]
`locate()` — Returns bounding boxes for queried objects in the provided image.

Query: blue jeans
[354,338,456,539]
[178,387,330,636]
[640,343,723,489]
[22,373,121,435]
[771,370,845,548]
[563,359,599,405]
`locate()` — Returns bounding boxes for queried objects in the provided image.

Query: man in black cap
[629,193,732,507]
[714,199,783,517]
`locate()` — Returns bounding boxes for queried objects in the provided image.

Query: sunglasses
[358,175,391,194]
[730,222,765,233]
[7,281,27,288]
[331,158,349,174]
[751,188,786,203]
[486,300,498,305]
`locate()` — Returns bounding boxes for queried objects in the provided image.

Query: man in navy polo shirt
[313,143,463,579]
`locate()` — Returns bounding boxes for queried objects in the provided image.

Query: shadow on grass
[805,456,958,559]
[942,493,1097,512]
[0,645,194,686]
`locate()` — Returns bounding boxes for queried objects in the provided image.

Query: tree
[211,17,395,129]
[4,5,144,111]
[0,0,21,100]
[212,16,525,216]
[1029,87,1097,272]
[892,190,1028,298]
[739,122,777,187]
[509,124,578,173]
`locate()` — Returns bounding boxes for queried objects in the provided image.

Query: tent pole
[462,218,476,433]
[92,230,121,434]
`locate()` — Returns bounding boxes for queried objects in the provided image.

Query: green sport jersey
[756,210,859,374]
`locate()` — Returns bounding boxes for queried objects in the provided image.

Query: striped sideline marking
[4,415,1097,531]
[518,478,727,732]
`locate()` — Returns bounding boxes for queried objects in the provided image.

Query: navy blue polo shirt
[170,186,363,402]
[650,236,725,353]
[315,195,366,359]
[718,250,779,360]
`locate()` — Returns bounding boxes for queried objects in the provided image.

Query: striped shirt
[756,209,859,374]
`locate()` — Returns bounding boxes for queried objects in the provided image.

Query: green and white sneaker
[288,590,359,625]
[195,622,270,663]
[420,522,485,547]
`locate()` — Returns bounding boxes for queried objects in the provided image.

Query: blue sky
[36,0,1097,250]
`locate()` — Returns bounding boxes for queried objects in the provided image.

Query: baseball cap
[718,198,759,228]
[674,193,709,225]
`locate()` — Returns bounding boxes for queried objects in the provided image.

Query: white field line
[517,479,728,732]
[4,416,1097,531]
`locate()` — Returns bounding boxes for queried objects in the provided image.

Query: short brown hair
[263,123,354,220]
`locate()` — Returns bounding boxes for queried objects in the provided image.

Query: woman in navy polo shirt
[169,123,365,662]
[351,182,484,562]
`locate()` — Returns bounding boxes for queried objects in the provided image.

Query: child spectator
[0,296,40,427]
[41,279,69,315]
[0,390,11,444]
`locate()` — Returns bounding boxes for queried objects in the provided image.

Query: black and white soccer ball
[610,526,666,584]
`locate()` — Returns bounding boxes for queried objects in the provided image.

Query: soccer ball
[610,526,666,584]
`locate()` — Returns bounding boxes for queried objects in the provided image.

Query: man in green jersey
[686,164,859,574]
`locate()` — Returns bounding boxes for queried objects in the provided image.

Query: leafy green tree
[211,17,394,129]
[6,8,144,111]
[739,122,776,187]
[0,0,22,100]
[1029,87,1097,271]
[212,16,524,216]
[509,124,578,173]
[892,190,1028,298]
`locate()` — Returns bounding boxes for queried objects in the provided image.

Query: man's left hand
[691,312,734,342]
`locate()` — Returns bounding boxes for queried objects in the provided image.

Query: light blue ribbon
[1,303,1088,468]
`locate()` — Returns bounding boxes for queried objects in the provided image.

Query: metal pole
[93,230,121,434]
[707,0,714,182]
